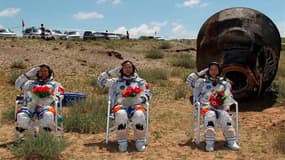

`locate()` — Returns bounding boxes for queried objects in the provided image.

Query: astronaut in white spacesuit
[15,64,64,133]
[97,60,152,152]
[186,62,240,152]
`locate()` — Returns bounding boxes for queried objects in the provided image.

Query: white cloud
[0,24,4,29]
[113,21,168,38]
[177,0,208,8]
[0,8,21,17]
[112,0,121,4]
[96,0,121,4]
[96,0,107,4]
[170,23,197,39]
[276,21,285,37]
[183,0,200,7]
[73,11,104,20]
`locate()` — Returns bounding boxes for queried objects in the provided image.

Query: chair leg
[145,102,150,145]
[106,100,111,144]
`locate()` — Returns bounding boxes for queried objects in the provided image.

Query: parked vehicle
[46,29,67,40]
[83,31,95,40]
[92,32,127,40]
[23,26,52,39]
[0,28,16,38]
[64,31,80,40]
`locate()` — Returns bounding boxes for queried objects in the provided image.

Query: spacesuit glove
[107,66,122,76]
[25,67,41,78]
[197,68,208,77]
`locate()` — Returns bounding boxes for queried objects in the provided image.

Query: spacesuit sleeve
[15,73,35,92]
[193,78,204,101]
[186,72,199,88]
[139,79,152,102]
[15,74,29,91]
[223,81,235,106]
[54,82,65,96]
[97,71,116,88]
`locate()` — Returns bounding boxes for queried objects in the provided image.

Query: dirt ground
[0,38,284,160]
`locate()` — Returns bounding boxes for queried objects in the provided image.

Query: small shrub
[273,132,285,154]
[90,78,108,94]
[10,60,26,69]
[174,86,187,100]
[9,131,68,160]
[159,41,172,49]
[145,49,164,59]
[138,68,169,83]
[1,106,15,124]
[8,71,21,85]
[64,97,107,133]
[65,41,73,49]
[172,54,196,69]
[277,81,285,99]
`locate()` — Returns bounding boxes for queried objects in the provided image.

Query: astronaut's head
[207,62,221,78]
[36,64,53,80]
[120,60,136,77]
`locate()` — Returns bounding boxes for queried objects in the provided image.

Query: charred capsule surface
[196,7,281,98]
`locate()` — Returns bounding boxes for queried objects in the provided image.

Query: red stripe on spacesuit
[58,87,64,94]
[112,105,123,113]
[135,105,146,112]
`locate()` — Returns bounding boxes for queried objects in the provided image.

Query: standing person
[126,30,129,39]
[97,60,152,152]
[15,64,64,133]
[186,62,240,152]
[40,24,45,39]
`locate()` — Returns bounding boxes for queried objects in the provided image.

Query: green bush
[8,71,21,85]
[174,86,187,100]
[158,41,172,49]
[65,41,74,49]
[145,49,164,59]
[138,68,169,83]
[9,131,68,160]
[90,78,108,95]
[10,60,26,69]
[1,106,15,124]
[172,54,196,69]
[273,132,285,154]
[64,97,107,133]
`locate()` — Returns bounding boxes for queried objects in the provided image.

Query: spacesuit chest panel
[200,79,227,104]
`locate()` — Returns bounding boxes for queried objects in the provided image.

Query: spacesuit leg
[219,110,239,150]
[204,110,216,152]
[132,105,147,152]
[113,105,128,152]
[39,106,56,132]
[16,107,32,132]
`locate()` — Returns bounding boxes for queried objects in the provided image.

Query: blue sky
[0,0,285,39]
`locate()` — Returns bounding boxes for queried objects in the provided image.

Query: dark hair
[206,62,222,77]
[120,60,136,77]
[36,64,53,80]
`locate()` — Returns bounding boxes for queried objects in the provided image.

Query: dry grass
[0,38,285,159]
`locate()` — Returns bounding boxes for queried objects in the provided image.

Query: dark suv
[83,31,95,40]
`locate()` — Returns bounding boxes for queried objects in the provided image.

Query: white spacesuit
[15,64,64,133]
[97,61,152,152]
[186,62,240,152]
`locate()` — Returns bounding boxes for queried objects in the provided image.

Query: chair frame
[14,94,64,142]
[191,90,239,145]
[105,89,150,145]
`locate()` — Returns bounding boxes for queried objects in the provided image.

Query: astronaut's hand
[107,66,122,76]
[197,68,208,76]
[25,67,41,78]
